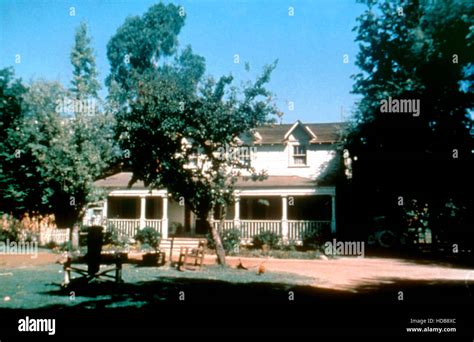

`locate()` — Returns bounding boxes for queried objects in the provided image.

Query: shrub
[206,228,242,254]
[0,221,21,242]
[45,241,58,249]
[252,231,281,250]
[302,226,330,250]
[135,227,161,251]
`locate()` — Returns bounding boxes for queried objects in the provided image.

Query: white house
[94,121,345,243]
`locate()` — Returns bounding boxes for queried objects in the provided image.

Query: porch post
[281,195,289,243]
[234,195,240,228]
[139,196,146,229]
[331,194,336,234]
[162,195,169,239]
[102,199,108,227]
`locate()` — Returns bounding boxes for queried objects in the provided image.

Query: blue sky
[0,0,366,123]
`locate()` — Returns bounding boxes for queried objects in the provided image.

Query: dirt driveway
[223,256,474,291]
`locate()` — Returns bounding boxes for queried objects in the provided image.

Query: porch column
[234,195,240,228]
[162,195,169,239]
[139,196,146,229]
[102,199,108,226]
[331,195,336,234]
[281,195,289,242]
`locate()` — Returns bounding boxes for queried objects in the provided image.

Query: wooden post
[64,257,72,285]
[162,195,168,239]
[139,196,146,229]
[331,195,336,234]
[281,195,288,243]
[234,195,240,229]
[115,255,123,283]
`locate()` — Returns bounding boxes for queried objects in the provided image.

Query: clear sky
[0,0,366,123]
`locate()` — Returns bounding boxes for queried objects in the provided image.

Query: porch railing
[212,220,234,231]
[288,220,331,241]
[107,219,139,237]
[107,219,163,238]
[240,220,282,240]
[212,219,331,242]
[144,219,162,234]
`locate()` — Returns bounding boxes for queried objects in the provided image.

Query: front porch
[102,187,336,244]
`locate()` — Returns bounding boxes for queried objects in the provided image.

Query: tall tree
[70,21,100,99]
[108,3,278,264]
[344,0,473,239]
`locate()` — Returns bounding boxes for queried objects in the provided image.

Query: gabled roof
[252,122,345,145]
[283,120,318,142]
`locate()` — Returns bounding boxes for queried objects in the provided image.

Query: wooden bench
[61,226,123,286]
[177,240,207,271]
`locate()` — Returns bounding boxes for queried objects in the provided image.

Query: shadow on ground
[1,274,473,336]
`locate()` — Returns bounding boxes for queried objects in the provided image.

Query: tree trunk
[209,219,226,265]
[206,205,226,265]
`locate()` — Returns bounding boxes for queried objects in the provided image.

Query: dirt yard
[1,251,473,293]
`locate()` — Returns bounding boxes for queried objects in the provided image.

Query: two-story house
[94,121,344,243]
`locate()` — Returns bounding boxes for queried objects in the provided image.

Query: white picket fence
[38,228,70,246]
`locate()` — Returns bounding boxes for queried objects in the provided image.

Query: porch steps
[159,237,207,261]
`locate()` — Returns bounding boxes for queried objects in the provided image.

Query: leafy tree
[107,3,278,264]
[343,0,473,240]
[0,68,32,215]
[0,22,118,228]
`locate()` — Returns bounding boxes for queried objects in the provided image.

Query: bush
[135,227,161,251]
[207,228,242,254]
[252,231,281,250]
[0,221,21,242]
[302,226,330,250]
[45,241,58,249]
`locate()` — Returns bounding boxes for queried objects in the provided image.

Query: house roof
[95,172,146,189]
[253,122,345,145]
[95,172,317,190]
[235,175,316,188]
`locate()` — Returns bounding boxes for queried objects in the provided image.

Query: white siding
[250,144,336,178]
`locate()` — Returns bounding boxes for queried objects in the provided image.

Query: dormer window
[292,145,307,165]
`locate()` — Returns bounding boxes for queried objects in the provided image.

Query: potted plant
[135,227,163,266]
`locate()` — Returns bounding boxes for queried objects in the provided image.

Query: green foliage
[0,68,35,215]
[302,226,331,250]
[207,228,241,254]
[342,0,474,230]
[252,231,281,250]
[70,21,100,98]
[134,227,161,251]
[0,22,119,226]
[107,3,279,263]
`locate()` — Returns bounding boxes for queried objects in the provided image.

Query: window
[292,145,307,165]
